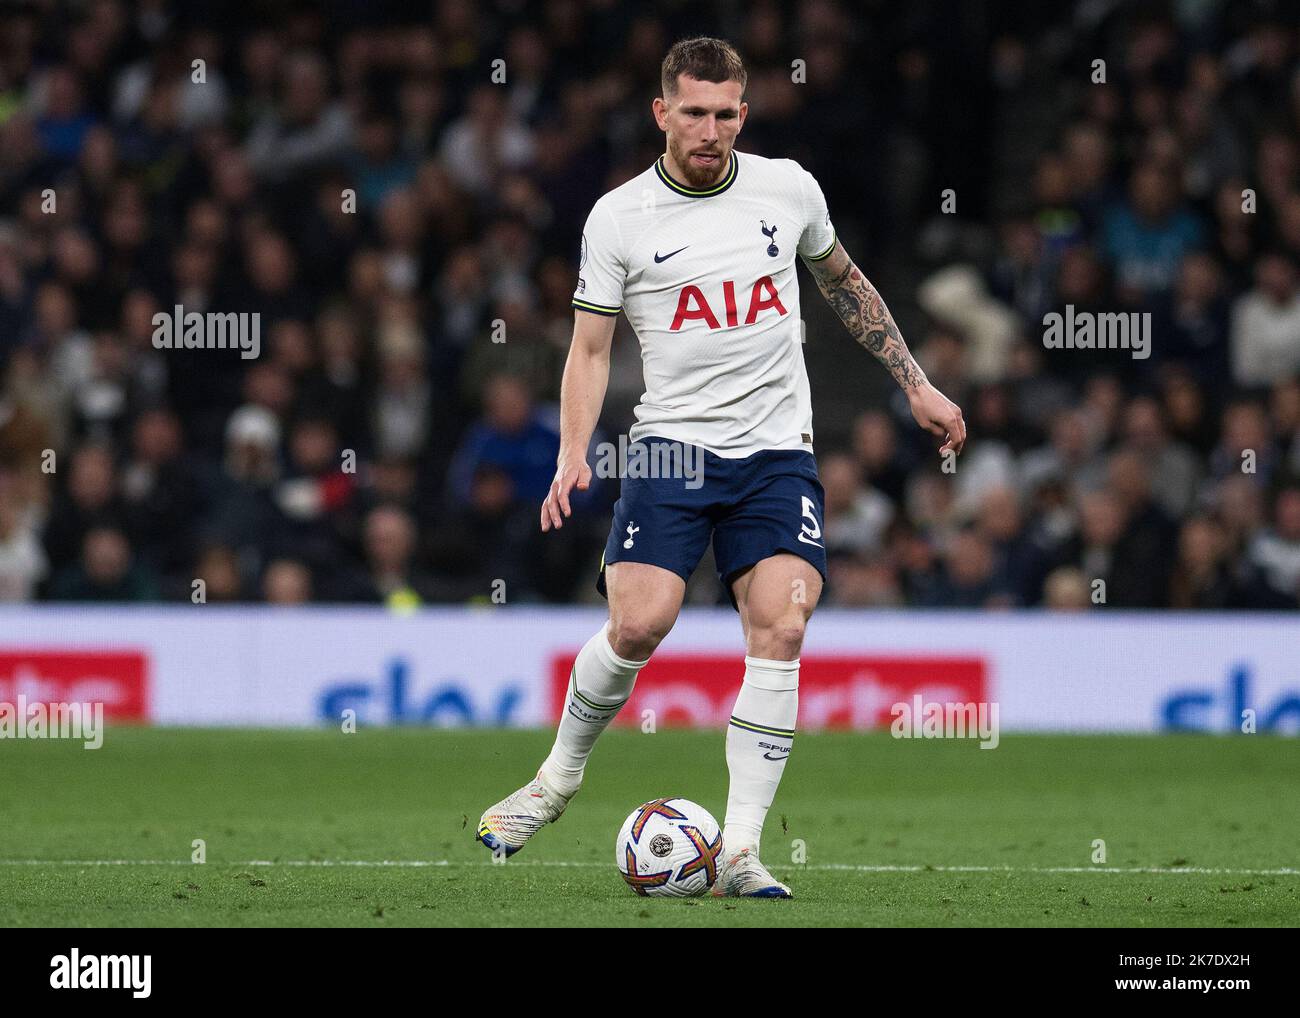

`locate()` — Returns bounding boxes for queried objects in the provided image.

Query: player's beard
[668,134,730,188]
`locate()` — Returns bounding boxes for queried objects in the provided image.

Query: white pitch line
[0,859,1296,876]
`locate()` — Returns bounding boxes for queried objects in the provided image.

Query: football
[615,797,723,897]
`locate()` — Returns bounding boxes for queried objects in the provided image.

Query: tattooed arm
[805,241,966,454]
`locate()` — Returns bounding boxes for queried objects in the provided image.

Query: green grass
[0,728,1296,926]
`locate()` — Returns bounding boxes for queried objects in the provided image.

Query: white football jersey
[573,151,836,458]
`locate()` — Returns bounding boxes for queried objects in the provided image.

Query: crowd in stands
[0,0,1296,610]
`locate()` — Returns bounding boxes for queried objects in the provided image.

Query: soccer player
[477,37,965,896]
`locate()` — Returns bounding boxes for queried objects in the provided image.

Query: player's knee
[753,617,806,659]
[607,613,672,660]
[774,618,807,655]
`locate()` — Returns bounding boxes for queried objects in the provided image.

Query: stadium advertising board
[0,649,149,721]
[0,608,1295,733]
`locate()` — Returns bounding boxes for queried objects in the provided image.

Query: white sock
[724,655,799,856]
[540,621,648,797]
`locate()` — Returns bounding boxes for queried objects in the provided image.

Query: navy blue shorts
[595,436,827,611]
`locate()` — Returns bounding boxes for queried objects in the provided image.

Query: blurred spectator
[1119,396,1200,519]
[34,66,96,164]
[335,504,437,605]
[121,409,202,581]
[927,529,1003,608]
[1247,487,1300,605]
[203,405,282,562]
[0,477,46,601]
[1042,566,1090,610]
[1099,449,1178,606]
[272,417,356,571]
[1168,516,1236,609]
[1273,377,1300,476]
[952,384,1020,514]
[850,410,909,503]
[42,443,124,575]
[438,86,535,197]
[1151,252,1230,382]
[372,318,431,460]
[826,552,903,607]
[263,558,313,604]
[447,374,568,507]
[193,544,244,602]
[245,51,352,182]
[916,265,1019,383]
[819,452,893,557]
[1070,490,1126,605]
[974,485,1050,606]
[426,462,552,602]
[1018,408,1106,502]
[1102,161,1204,304]
[348,107,419,211]
[1230,253,1300,387]
[1208,400,1279,487]
[1160,370,1216,456]
[990,216,1051,325]
[49,526,158,601]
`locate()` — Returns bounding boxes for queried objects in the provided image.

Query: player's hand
[907,382,966,456]
[541,456,593,532]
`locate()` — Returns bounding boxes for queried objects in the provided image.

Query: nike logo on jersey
[654,246,689,263]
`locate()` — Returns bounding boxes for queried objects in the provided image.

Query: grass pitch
[0,727,1296,927]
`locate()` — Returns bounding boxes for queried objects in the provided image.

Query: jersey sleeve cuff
[571,299,621,316]
[803,232,837,261]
